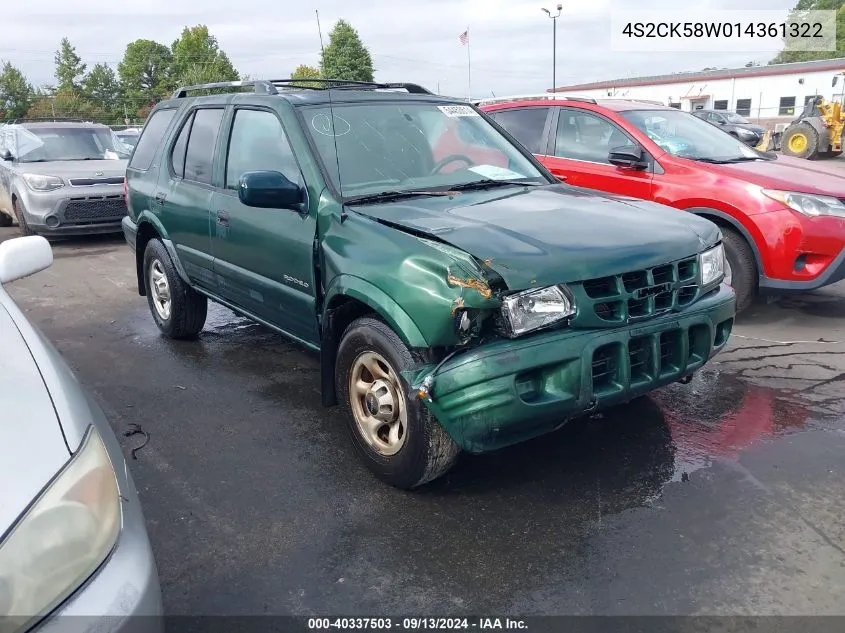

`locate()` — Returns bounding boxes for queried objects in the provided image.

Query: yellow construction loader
[776,73,845,160]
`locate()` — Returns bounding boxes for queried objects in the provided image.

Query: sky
[4,0,795,100]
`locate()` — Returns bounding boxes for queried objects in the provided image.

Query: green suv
[122,79,736,488]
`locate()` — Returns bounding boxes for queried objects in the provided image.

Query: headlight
[500,285,576,338]
[762,189,845,218]
[699,243,725,287]
[0,426,121,633]
[21,174,64,192]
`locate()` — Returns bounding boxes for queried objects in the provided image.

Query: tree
[26,90,105,121]
[170,25,239,88]
[0,61,33,119]
[320,20,375,82]
[290,64,322,87]
[770,0,845,64]
[118,39,173,108]
[54,38,86,93]
[83,63,121,114]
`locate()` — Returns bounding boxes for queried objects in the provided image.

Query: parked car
[691,109,766,147]
[115,128,142,151]
[0,121,131,237]
[480,96,845,311]
[0,235,163,632]
[123,79,735,489]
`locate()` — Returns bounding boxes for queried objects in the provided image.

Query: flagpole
[466,26,472,101]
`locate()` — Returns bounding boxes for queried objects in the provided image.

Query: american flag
[459,30,469,45]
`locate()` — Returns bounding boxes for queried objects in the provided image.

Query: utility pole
[541,4,563,92]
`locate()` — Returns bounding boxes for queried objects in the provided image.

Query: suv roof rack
[171,79,434,99]
[475,93,597,106]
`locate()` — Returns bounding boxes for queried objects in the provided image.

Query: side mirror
[238,171,304,210]
[608,145,648,170]
[0,236,53,284]
[0,149,13,161]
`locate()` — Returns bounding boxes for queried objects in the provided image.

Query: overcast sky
[5,0,794,99]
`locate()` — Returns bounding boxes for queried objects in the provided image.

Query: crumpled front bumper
[411,284,736,453]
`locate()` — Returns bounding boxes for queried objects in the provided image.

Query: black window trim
[218,104,308,199]
[548,106,661,174]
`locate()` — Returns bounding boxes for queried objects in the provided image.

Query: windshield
[724,113,749,124]
[15,126,130,162]
[621,109,763,162]
[302,101,548,198]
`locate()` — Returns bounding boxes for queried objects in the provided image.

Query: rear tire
[142,238,207,339]
[336,316,460,489]
[722,227,757,313]
[13,200,34,236]
[782,122,819,160]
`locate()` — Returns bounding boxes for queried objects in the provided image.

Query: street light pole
[541,4,562,92]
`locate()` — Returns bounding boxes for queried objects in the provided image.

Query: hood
[0,300,70,534]
[705,155,845,197]
[350,185,720,289]
[14,159,128,181]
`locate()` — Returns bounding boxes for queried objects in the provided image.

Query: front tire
[722,227,757,313]
[142,238,207,339]
[782,122,819,160]
[0,211,12,227]
[336,316,459,489]
[13,200,34,236]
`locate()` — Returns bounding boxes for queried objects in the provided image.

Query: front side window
[554,110,634,164]
[621,109,766,163]
[225,109,300,190]
[15,126,130,163]
[183,108,224,185]
[302,102,547,198]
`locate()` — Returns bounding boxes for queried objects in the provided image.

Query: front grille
[574,255,699,326]
[63,195,126,223]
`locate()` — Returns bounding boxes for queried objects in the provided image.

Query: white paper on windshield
[438,105,479,117]
[469,165,526,180]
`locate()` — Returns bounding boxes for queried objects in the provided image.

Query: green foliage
[290,64,322,87]
[54,38,86,93]
[83,63,121,113]
[770,0,845,64]
[118,39,173,106]
[170,25,240,89]
[26,90,107,122]
[0,61,33,119]
[320,20,375,82]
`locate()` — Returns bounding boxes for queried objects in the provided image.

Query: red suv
[480,97,845,311]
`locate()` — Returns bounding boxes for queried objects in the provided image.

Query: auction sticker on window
[438,105,479,117]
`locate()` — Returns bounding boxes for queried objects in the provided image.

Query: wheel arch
[319,276,429,407]
[685,206,764,275]
[133,212,172,296]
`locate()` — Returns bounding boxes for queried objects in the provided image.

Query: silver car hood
[0,299,70,534]
[13,159,128,180]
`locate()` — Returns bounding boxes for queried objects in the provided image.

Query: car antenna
[326,81,347,222]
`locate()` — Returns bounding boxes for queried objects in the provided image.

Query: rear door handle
[216,210,229,226]
[154,192,166,205]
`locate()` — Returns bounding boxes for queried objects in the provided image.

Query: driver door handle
[154,192,167,205]
[216,210,229,226]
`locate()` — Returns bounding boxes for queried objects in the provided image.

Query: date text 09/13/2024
[307,618,527,630]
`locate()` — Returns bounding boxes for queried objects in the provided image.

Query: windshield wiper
[445,178,543,192]
[694,156,763,164]
[344,190,454,205]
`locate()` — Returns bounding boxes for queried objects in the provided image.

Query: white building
[549,57,845,123]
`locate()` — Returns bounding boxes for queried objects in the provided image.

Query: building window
[735,98,752,116]
[668,102,682,109]
[779,96,796,116]
[805,94,819,105]
[713,100,728,110]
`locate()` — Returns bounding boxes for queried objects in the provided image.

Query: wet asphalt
[2,226,844,617]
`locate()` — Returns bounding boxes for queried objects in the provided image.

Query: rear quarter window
[129,108,178,171]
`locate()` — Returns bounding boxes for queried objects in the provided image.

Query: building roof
[550,57,845,92]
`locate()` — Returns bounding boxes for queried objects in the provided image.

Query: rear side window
[490,107,550,154]
[170,113,194,178]
[129,109,177,170]
[184,108,225,185]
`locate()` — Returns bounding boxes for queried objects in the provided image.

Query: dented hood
[350,185,720,290]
